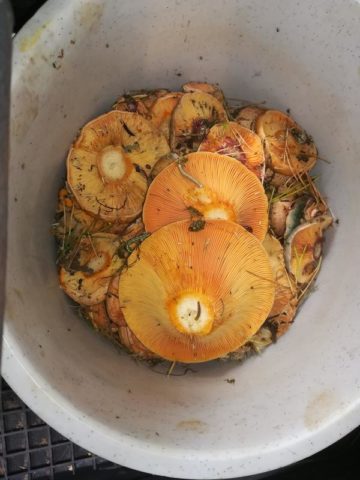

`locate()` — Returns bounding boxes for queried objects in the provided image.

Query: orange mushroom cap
[198,122,265,179]
[143,151,268,241]
[256,110,317,176]
[59,233,123,306]
[182,82,225,104]
[170,92,228,152]
[233,105,266,131]
[150,93,183,140]
[118,220,275,363]
[67,111,170,223]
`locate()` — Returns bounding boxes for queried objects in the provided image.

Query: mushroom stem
[168,292,215,336]
[98,146,131,183]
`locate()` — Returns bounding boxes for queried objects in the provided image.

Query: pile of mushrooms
[53,81,333,364]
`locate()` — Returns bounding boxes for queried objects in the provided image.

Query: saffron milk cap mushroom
[118,220,275,363]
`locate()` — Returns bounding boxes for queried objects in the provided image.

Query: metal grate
[0,379,143,480]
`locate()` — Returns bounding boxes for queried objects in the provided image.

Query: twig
[167,361,177,377]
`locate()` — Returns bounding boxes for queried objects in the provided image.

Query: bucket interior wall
[4,1,360,478]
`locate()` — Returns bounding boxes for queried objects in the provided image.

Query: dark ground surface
[2,0,360,479]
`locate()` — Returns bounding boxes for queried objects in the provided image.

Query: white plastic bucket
[3,1,360,478]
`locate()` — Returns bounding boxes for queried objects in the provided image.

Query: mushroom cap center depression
[186,187,236,222]
[168,292,215,335]
[98,146,131,183]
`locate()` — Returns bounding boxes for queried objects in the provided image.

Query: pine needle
[245,270,287,288]
[177,162,203,188]
[297,257,323,303]
[167,361,177,377]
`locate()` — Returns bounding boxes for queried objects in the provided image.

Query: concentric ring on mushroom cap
[67,111,170,223]
[143,152,268,241]
[118,220,275,363]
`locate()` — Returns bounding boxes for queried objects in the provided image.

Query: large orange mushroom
[67,111,170,224]
[118,220,275,363]
[143,152,268,241]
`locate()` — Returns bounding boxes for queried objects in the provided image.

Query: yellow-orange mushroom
[182,82,225,104]
[170,92,228,152]
[118,220,275,363]
[84,302,111,332]
[263,233,297,336]
[143,152,268,241]
[234,105,266,130]
[67,111,170,223]
[59,233,123,305]
[284,216,332,284]
[150,92,183,140]
[198,122,265,179]
[113,89,169,115]
[256,110,317,176]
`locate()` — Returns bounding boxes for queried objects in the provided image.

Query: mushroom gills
[143,151,269,241]
[118,220,275,363]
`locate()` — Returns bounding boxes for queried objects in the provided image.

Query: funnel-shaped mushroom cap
[118,220,275,363]
[256,110,317,176]
[143,152,268,241]
[67,111,170,223]
[198,122,265,179]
